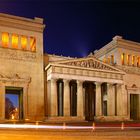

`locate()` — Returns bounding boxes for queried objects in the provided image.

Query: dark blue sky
[1,0,140,57]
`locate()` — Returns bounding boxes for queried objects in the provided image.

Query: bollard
[92,122,95,131]
[13,121,16,128]
[63,122,66,130]
[36,121,39,129]
[121,122,124,130]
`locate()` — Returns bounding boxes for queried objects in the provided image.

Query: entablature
[46,64,124,84]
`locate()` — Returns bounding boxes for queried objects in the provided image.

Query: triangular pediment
[51,56,124,73]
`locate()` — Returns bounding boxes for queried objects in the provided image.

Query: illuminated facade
[45,36,140,122]
[0,13,140,122]
[0,13,45,121]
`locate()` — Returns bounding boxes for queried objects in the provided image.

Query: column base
[45,116,86,122]
[94,116,129,122]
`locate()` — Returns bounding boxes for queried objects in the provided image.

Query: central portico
[45,55,127,121]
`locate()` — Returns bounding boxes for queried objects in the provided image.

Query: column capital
[63,79,70,83]
[76,80,83,85]
[51,78,57,83]
[115,83,123,87]
[94,82,102,86]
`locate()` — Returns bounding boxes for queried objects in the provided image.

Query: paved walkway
[0,128,139,140]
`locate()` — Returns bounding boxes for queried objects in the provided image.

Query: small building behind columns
[45,54,127,121]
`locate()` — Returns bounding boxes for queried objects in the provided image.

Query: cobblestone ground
[0,129,139,140]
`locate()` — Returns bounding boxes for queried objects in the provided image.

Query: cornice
[94,36,140,58]
[0,13,45,32]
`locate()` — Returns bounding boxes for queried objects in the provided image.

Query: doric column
[116,84,122,116]
[63,79,70,116]
[77,80,84,117]
[95,82,102,116]
[58,81,63,116]
[50,79,57,117]
[107,83,115,116]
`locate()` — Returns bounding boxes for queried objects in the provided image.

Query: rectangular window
[111,55,114,64]
[103,58,107,63]
[12,34,18,48]
[127,55,130,65]
[121,53,125,65]
[138,57,140,67]
[30,37,36,52]
[132,56,135,66]
[21,36,27,50]
[107,58,110,64]
[2,32,9,47]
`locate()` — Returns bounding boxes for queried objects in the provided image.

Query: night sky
[1,0,140,57]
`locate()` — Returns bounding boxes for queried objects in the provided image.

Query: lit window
[127,55,130,65]
[121,53,125,65]
[132,56,135,66]
[138,57,140,67]
[103,58,106,63]
[21,36,27,50]
[111,55,114,64]
[107,58,110,64]
[135,56,137,66]
[12,34,18,48]
[30,37,36,52]
[2,32,9,47]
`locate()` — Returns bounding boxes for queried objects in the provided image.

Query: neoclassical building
[0,13,139,122]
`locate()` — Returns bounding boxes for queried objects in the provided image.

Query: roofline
[0,13,45,32]
[94,35,140,58]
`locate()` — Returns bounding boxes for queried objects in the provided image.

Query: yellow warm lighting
[138,57,140,67]
[103,58,106,63]
[127,55,131,65]
[111,55,114,64]
[12,34,18,48]
[121,53,124,65]
[132,56,135,65]
[2,32,9,47]
[21,36,27,50]
[30,37,36,52]
[11,114,15,120]
[108,58,110,64]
